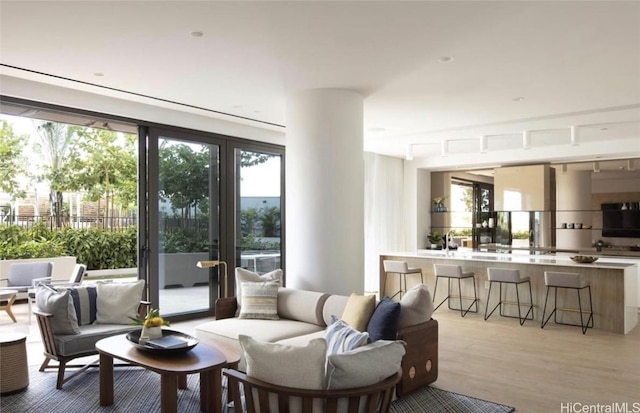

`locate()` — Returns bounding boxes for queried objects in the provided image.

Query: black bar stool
[541,271,593,334]
[382,260,423,299]
[433,264,478,317]
[485,268,534,326]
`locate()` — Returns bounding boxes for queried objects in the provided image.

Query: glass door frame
[144,126,229,320]
[141,127,285,320]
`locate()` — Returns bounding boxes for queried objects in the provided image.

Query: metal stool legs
[484,280,534,325]
[541,285,594,334]
[433,275,478,317]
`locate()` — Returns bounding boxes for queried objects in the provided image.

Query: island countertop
[380,250,639,334]
[385,249,640,270]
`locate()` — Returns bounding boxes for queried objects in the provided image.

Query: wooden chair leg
[56,361,67,389]
[39,357,52,372]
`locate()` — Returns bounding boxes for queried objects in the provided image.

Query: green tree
[159,141,209,219]
[72,128,137,225]
[0,121,28,198]
[259,206,281,237]
[241,207,260,235]
[32,121,83,227]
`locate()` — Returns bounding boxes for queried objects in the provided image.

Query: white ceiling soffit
[0,1,639,167]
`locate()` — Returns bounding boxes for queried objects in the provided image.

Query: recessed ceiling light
[190,31,204,38]
[438,56,454,63]
[512,97,524,102]
[93,72,104,77]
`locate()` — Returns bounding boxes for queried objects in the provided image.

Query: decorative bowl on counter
[570,256,599,264]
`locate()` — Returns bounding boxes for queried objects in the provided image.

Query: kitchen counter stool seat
[541,271,593,334]
[382,260,423,299]
[485,268,534,326]
[433,264,478,317]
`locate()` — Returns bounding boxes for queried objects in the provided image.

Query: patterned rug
[0,366,515,412]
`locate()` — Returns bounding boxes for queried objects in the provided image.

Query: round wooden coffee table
[96,333,239,413]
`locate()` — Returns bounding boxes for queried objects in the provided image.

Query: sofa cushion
[196,318,325,344]
[322,295,350,326]
[366,296,401,342]
[235,268,283,316]
[239,281,279,320]
[325,316,369,355]
[275,330,325,346]
[35,284,80,335]
[341,293,376,332]
[96,280,145,325]
[277,288,330,326]
[54,323,140,356]
[239,334,327,390]
[326,340,405,390]
[399,284,434,329]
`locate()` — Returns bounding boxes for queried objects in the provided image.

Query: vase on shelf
[433,202,447,212]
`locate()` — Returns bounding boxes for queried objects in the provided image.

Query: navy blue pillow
[68,286,98,326]
[366,296,401,342]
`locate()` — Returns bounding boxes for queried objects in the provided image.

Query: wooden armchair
[224,368,401,413]
[34,301,150,389]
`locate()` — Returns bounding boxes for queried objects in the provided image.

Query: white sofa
[195,287,438,397]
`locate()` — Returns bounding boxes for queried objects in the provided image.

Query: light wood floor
[432,308,640,412]
[3,301,639,412]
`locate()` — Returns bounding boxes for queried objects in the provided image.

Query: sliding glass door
[146,128,224,318]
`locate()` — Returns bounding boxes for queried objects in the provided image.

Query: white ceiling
[1,1,639,167]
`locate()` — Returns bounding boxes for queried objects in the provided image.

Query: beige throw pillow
[239,334,326,390]
[399,284,434,329]
[96,280,145,324]
[235,268,282,316]
[341,293,376,331]
[238,281,279,320]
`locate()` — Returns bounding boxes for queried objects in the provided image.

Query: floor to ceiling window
[0,97,285,321]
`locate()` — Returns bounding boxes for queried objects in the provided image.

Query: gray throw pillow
[326,340,405,390]
[35,284,81,335]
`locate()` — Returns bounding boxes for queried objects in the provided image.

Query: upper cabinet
[494,164,554,211]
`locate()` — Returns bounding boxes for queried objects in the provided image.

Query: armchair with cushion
[226,334,404,413]
[33,280,148,389]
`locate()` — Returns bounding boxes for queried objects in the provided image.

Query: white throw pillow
[235,268,282,316]
[96,280,145,324]
[399,284,434,329]
[239,334,326,389]
[238,281,279,320]
[35,284,80,335]
[326,340,405,390]
[325,315,369,355]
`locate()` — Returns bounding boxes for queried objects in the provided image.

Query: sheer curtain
[364,152,405,294]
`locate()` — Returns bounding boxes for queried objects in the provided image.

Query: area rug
[1,366,515,412]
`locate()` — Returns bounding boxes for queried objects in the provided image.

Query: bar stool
[382,260,423,299]
[485,268,534,326]
[541,271,593,334]
[433,264,478,317]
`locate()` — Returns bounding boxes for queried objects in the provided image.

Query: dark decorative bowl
[570,256,598,264]
[126,329,199,355]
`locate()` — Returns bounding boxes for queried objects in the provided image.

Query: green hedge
[0,224,136,270]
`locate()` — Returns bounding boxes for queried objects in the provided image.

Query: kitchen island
[380,250,638,334]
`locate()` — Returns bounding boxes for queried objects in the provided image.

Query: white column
[286,89,364,295]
